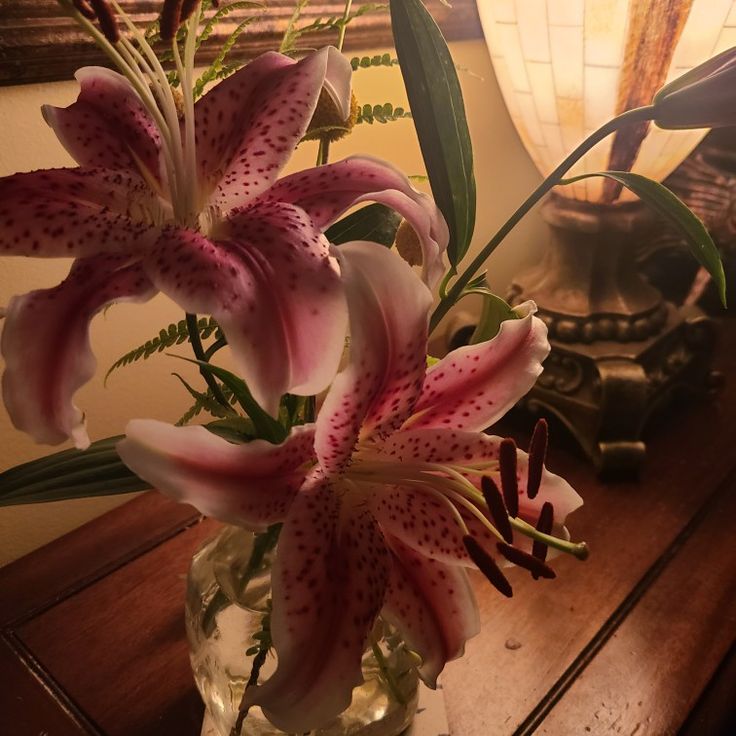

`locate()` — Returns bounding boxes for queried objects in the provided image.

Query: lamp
[478,0,731,471]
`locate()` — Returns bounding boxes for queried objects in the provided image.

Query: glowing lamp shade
[478,0,736,201]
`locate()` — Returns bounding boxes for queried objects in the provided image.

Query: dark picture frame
[0,1,482,86]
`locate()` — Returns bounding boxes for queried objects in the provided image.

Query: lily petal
[381,536,480,687]
[148,201,347,416]
[117,421,316,527]
[375,428,583,556]
[323,46,353,120]
[2,256,156,448]
[247,476,390,732]
[198,49,339,212]
[0,167,162,257]
[315,242,432,473]
[42,67,164,188]
[406,302,549,432]
[257,156,449,286]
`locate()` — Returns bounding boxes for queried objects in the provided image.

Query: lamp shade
[478,0,736,201]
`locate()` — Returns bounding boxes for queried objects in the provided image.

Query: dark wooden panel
[441,324,736,736]
[0,492,200,628]
[16,517,218,736]
[538,475,736,735]
[0,0,483,86]
[0,636,86,736]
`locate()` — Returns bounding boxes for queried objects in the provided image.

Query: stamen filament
[510,517,589,560]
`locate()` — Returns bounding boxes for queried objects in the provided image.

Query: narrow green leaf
[562,171,727,307]
[0,435,148,507]
[391,0,476,267]
[325,203,402,247]
[170,356,286,442]
[466,288,519,344]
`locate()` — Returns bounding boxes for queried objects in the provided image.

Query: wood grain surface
[1,324,735,735]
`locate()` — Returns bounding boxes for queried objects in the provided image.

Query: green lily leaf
[390,0,476,269]
[325,203,402,246]
[562,171,727,307]
[0,435,147,507]
[169,355,287,443]
[466,288,519,344]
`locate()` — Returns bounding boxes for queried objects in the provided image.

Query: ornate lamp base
[509,195,718,473]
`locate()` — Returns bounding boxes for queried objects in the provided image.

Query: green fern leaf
[351,53,397,71]
[105,317,220,383]
[356,102,412,125]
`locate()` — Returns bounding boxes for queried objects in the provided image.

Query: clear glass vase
[185,526,420,736]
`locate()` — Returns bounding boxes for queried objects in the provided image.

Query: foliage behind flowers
[0,0,731,734]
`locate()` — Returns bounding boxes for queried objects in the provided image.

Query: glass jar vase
[185,525,420,736]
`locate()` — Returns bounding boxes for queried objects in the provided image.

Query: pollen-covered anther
[499,437,519,518]
[394,219,423,268]
[497,542,556,580]
[531,501,554,578]
[89,0,119,43]
[480,475,513,544]
[526,418,548,500]
[72,0,96,20]
[160,0,184,42]
[304,90,359,143]
[463,535,512,598]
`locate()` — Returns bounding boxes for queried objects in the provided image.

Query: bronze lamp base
[509,194,717,473]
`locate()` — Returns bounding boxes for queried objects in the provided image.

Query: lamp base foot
[519,303,719,475]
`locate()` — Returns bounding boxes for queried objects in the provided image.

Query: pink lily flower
[0,46,447,448]
[117,243,584,733]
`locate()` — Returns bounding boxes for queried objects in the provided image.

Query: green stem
[371,640,407,706]
[337,0,353,52]
[185,313,231,409]
[428,105,656,334]
[203,335,228,360]
[317,137,331,166]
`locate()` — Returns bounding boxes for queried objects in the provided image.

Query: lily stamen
[496,542,556,579]
[532,501,554,572]
[526,418,548,500]
[463,536,513,598]
[480,476,513,544]
[89,0,119,42]
[499,437,519,517]
[510,517,589,561]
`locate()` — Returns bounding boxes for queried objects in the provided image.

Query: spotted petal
[246,476,390,732]
[197,48,351,212]
[381,536,479,687]
[259,156,449,286]
[0,167,162,258]
[147,201,347,416]
[374,428,583,558]
[315,242,432,473]
[42,67,164,190]
[407,302,549,432]
[2,255,156,448]
[117,421,316,527]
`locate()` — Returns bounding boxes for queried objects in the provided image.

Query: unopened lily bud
[653,46,736,129]
[304,90,359,142]
[394,219,423,267]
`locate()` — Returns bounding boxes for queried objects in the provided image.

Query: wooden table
[2,329,736,736]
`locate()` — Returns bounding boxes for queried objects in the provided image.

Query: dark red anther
[181,0,200,22]
[480,476,513,544]
[463,536,513,598]
[72,0,96,19]
[527,418,548,500]
[531,501,555,579]
[160,0,184,41]
[499,438,519,518]
[497,542,556,580]
[89,0,119,42]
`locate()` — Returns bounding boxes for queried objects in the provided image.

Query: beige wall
[0,39,544,565]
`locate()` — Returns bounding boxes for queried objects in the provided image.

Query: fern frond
[176,382,238,426]
[356,103,412,125]
[194,13,262,97]
[105,317,219,383]
[280,0,311,54]
[350,53,397,71]
[197,1,264,50]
